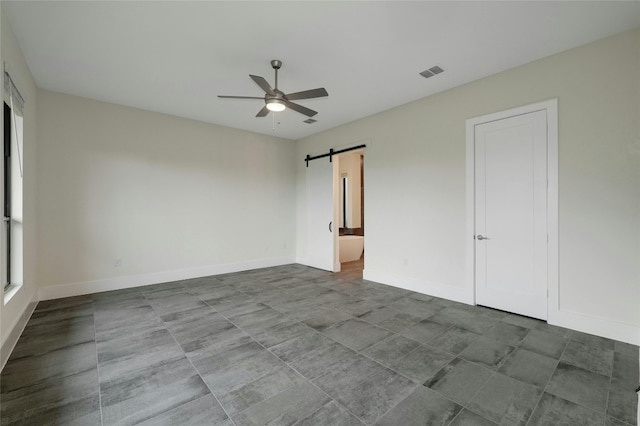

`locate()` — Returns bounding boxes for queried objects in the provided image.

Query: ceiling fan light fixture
[266,99,286,112]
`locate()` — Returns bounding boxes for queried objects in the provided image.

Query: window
[3,72,24,294]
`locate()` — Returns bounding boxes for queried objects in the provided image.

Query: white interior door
[305,159,334,271]
[475,110,548,320]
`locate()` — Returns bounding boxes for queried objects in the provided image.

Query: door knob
[476,234,489,240]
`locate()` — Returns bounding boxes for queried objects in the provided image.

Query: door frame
[332,147,367,273]
[465,99,558,316]
[332,155,341,272]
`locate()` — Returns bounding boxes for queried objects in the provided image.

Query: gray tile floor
[1,264,638,425]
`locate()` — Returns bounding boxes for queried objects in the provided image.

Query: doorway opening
[335,150,364,279]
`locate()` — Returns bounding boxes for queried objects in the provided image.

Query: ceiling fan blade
[256,105,270,117]
[250,75,275,95]
[218,95,264,99]
[285,88,328,101]
[283,100,317,117]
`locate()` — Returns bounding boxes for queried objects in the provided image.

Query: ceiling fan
[218,60,328,118]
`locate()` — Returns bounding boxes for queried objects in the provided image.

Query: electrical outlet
[115,259,122,267]
[403,258,408,267]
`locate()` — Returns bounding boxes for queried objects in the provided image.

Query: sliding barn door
[304,159,334,271]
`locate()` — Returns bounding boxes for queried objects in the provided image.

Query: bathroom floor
[338,254,364,280]
[1,264,638,425]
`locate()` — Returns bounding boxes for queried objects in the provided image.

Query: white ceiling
[3,1,640,140]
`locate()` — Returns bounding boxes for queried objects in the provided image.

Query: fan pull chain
[271,113,281,131]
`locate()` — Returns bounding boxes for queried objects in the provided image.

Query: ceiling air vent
[303,118,317,124]
[420,65,444,79]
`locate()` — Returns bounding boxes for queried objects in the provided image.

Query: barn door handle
[329,221,332,232]
[476,234,489,240]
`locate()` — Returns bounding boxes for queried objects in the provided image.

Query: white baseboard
[363,268,474,305]
[364,268,640,346]
[295,256,310,267]
[295,256,333,272]
[549,308,640,346]
[36,259,640,346]
[38,256,296,301]
[1,299,37,372]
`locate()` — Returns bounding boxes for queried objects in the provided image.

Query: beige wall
[37,91,297,297]
[297,29,640,343]
[1,9,39,355]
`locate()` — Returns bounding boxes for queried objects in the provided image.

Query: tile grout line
[203,293,371,426]
[37,269,635,426]
[524,332,568,426]
[91,298,105,426]
[357,307,449,338]
[256,283,487,424]
[400,353,495,426]
[438,328,535,424]
[534,334,619,425]
[445,409,467,426]
[603,352,614,426]
[344,348,423,425]
[259,288,473,425]
[190,278,322,397]
[258,292,435,381]
[213,276,427,424]
[456,356,498,417]
[143,285,239,426]
[488,327,556,423]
